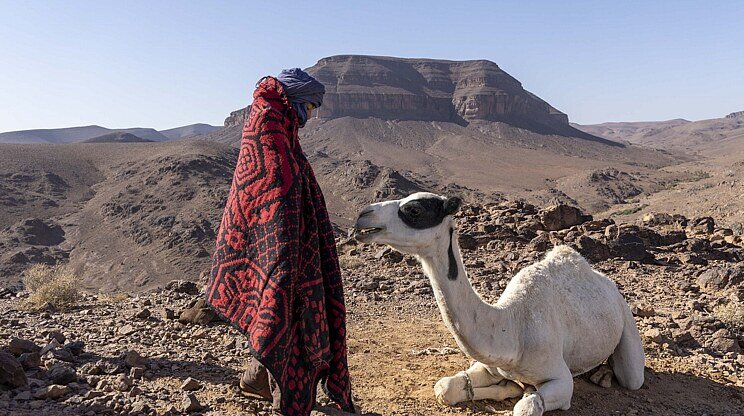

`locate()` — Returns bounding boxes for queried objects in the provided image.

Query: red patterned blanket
[206,77,354,415]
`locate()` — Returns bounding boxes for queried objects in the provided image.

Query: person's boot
[239,360,273,401]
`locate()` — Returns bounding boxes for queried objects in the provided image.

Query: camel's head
[351,192,462,256]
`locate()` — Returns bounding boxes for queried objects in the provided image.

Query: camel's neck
[419,227,518,366]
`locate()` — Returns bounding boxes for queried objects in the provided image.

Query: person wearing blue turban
[276,68,326,128]
[206,68,354,416]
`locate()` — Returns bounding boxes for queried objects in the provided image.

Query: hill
[159,123,220,140]
[0,126,170,144]
[574,113,744,154]
[81,132,153,143]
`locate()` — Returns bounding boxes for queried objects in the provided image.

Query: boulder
[688,217,715,235]
[575,235,611,263]
[48,364,77,385]
[178,299,216,325]
[181,392,204,413]
[697,267,743,291]
[8,338,41,356]
[0,352,28,388]
[539,205,592,231]
[164,280,200,295]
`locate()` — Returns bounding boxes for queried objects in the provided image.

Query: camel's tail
[609,303,645,390]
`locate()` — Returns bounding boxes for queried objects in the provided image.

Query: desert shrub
[21,264,81,311]
[714,301,744,330]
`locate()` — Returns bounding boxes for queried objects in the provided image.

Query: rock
[18,352,41,370]
[48,364,77,385]
[641,212,676,227]
[180,377,202,391]
[48,331,66,344]
[44,384,71,400]
[8,338,41,356]
[178,299,216,325]
[0,351,28,388]
[40,339,61,356]
[644,328,664,344]
[374,247,404,263]
[83,390,104,401]
[134,308,151,319]
[118,324,137,336]
[124,351,147,368]
[606,227,650,262]
[129,366,145,380]
[165,280,200,295]
[161,308,177,320]
[688,217,715,235]
[697,266,743,292]
[131,400,150,413]
[64,341,85,356]
[15,390,31,401]
[527,233,552,252]
[181,392,203,413]
[51,348,75,363]
[81,363,104,376]
[539,204,592,231]
[575,235,611,262]
[115,374,132,392]
[680,253,707,266]
[631,303,656,318]
[458,234,478,250]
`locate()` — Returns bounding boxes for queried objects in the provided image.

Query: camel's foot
[589,364,614,388]
[513,389,545,416]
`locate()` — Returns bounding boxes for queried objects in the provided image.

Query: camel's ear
[443,196,462,216]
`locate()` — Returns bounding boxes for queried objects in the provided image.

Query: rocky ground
[1,202,743,415]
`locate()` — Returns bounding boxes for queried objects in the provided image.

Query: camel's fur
[353,192,645,416]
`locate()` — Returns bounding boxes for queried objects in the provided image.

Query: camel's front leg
[434,362,522,405]
[513,366,573,416]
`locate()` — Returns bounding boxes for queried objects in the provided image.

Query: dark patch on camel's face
[397,196,462,230]
[448,227,458,281]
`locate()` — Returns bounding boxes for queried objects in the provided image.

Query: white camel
[352,192,645,416]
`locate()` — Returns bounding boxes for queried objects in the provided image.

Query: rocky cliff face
[225,55,570,132]
[306,55,568,128]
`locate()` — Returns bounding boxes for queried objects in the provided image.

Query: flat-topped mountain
[220,55,602,141]
[307,55,568,127]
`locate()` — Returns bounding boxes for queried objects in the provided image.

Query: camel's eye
[407,206,422,217]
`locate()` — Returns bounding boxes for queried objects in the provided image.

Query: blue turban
[276,68,325,128]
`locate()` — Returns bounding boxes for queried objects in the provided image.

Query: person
[205,68,355,416]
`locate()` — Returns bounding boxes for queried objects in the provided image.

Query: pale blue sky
[0,1,742,132]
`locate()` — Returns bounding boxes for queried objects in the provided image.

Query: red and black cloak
[206,77,354,415]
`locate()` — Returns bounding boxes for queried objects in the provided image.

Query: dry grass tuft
[98,292,130,304]
[21,264,81,311]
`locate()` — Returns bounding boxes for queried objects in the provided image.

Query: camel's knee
[467,361,503,387]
